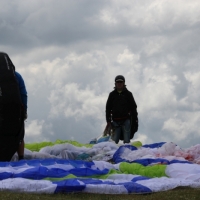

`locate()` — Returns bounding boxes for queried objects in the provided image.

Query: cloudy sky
[1,0,200,148]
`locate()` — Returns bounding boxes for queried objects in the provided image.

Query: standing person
[105,75,138,144]
[0,52,27,161]
[15,70,28,160]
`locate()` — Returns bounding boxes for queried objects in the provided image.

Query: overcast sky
[1,0,200,148]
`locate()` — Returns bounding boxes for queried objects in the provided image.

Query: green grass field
[1,187,200,200]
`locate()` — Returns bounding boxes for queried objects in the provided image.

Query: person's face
[115,81,124,90]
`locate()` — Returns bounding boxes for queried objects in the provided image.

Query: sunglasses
[116,81,124,83]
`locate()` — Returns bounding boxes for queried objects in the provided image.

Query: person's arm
[128,92,138,132]
[129,92,137,119]
[105,93,112,123]
[15,72,28,119]
[104,93,113,134]
[18,77,28,110]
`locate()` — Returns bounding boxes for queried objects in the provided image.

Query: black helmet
[115,75,125,82]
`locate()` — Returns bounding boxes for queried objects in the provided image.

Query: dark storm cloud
[1,0,200,148]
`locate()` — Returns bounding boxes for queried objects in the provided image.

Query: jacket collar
[114,87,127,93]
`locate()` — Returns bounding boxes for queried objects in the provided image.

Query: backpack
[0,52,24,161]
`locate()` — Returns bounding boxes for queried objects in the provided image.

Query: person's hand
[106,122,111,128]
[103,122,112,136]
[106,122,111,129]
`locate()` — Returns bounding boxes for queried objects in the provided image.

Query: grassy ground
[1,187,200,200]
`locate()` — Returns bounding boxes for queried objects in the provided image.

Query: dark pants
[112,119,131,144]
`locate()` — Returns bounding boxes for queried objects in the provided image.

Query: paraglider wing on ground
[0,140,199,194]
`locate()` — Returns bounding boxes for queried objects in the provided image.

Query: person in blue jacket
[15,71,28,160]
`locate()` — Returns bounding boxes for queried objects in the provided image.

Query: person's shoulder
[15,71,24,82]
[124,88,133,95]
[109,89,117,95]
[123,87,131,93]
[15,71,22,78]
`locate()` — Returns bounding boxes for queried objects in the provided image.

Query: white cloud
[117,49,140,64]
[48,83,106,121]
[100,9,118,25]
[26,120,44,136]
[162,112,200,142]
[25,120,55,143]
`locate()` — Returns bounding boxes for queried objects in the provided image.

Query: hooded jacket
[106,87,137,123]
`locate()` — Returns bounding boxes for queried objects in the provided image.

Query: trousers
[112,119,131,144]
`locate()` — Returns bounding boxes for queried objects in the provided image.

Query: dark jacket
[15,71,28,110]
[106,87,138,139]
[106,87,138,121]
